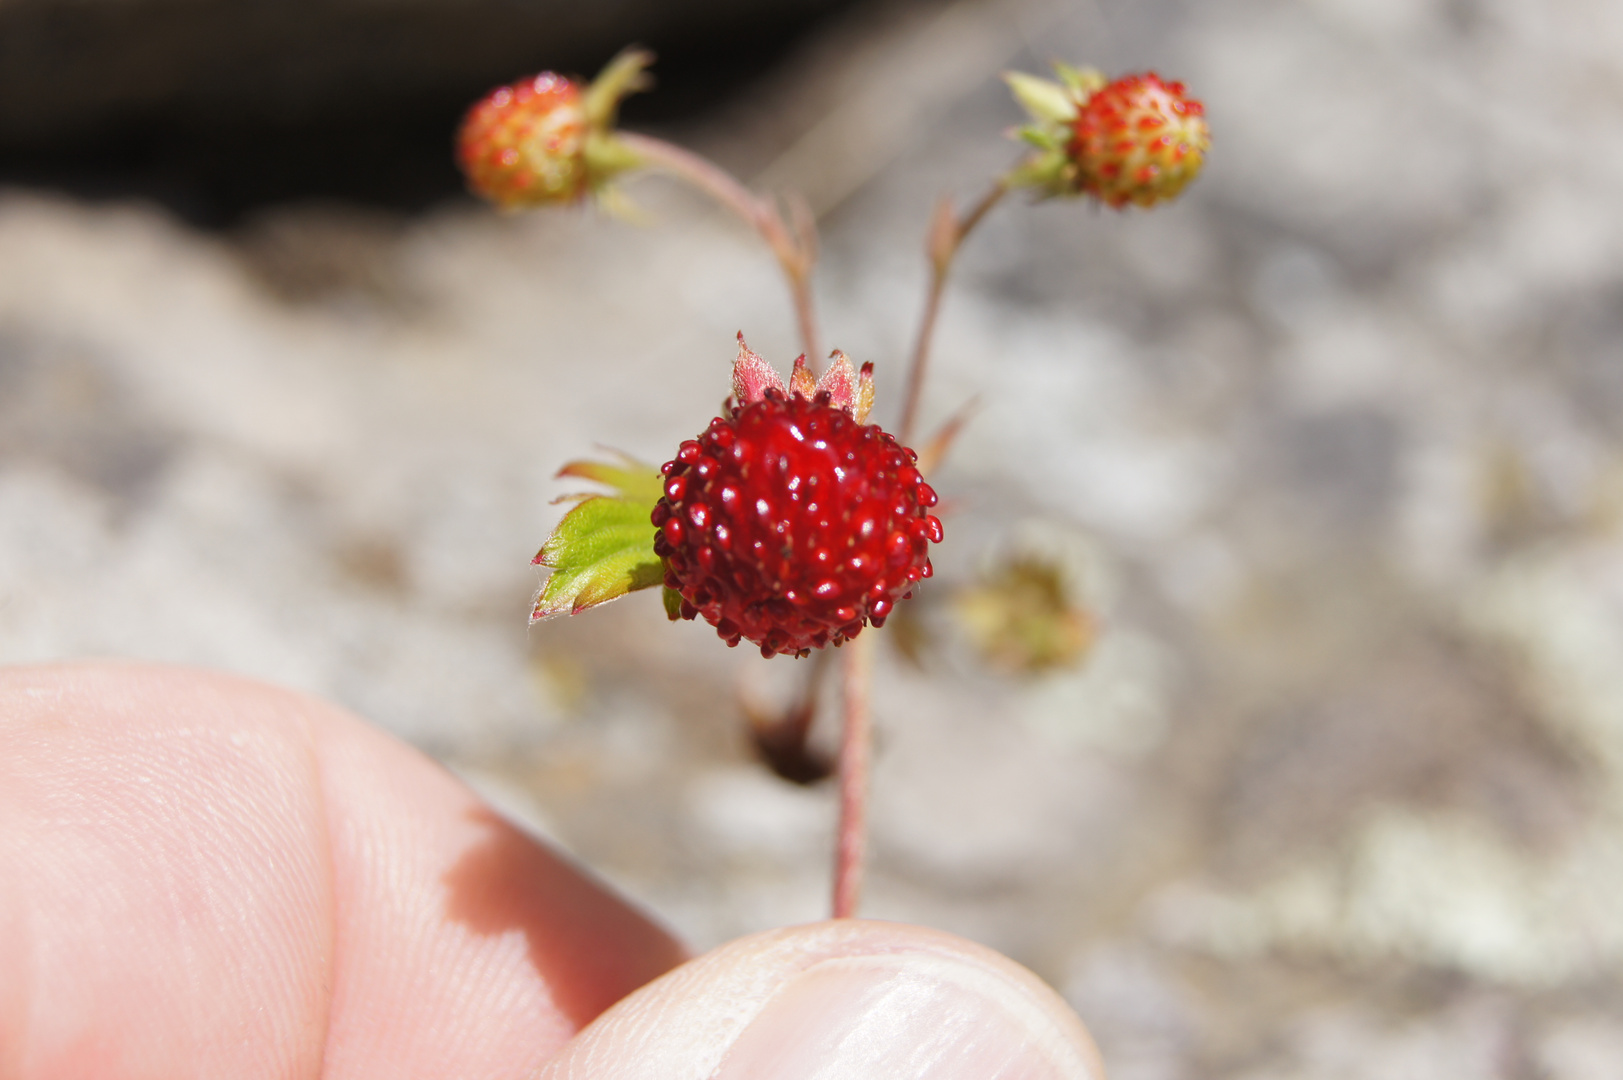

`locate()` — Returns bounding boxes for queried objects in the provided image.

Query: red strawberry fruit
[653,337,944,658]
[456,49,652,210]
[1005,64,1208,208]
[458,73,590,207]
[1071,72,1209,208]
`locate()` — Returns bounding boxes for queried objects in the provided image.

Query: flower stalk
[616,133,823,362]
[833,634,874,919]
[618,134,878,920]
[898,179,1007,444]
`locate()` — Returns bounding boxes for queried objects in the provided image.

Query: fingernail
[711,952,1096,1080]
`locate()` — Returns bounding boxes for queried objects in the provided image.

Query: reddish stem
[832,634,874,918]
[618,132,823,361]
[619,132,884,921]
[826,181,1008,915]
[898,179,1007,444]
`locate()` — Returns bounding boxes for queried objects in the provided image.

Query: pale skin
[0,663,1103,1080]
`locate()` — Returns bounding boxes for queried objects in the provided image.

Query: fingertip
[539,920,1105,1080]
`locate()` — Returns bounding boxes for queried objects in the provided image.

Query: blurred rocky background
[5,0,1623,1076]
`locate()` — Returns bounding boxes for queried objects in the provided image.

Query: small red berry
[654,337,943,658]
[1070,72,1209,208]
[458,73,590,208]
[1005,64,1208,207]
[456,50,652,210]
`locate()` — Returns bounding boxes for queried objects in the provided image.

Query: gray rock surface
[5,0,1623,1074]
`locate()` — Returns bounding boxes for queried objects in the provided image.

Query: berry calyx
[653,337,943,658]
[1005,63,1209,208]
[1071,73,1209,208]
[457,49,651,210]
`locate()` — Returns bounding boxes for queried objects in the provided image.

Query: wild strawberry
[458,73,591,207]
[1071,73,1208,208]
[457,49,651,210]
[1005,64,1208,208]
[653,337,943,658]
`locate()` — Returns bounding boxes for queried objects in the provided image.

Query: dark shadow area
[0,0,867,226]
[440,805,686,1028]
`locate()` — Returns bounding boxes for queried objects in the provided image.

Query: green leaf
[531,455,665,621]
[555,454,665,505]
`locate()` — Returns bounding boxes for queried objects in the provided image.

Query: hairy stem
[898,179,1008,444]
[832,634,874,919]
[618,132,823,361]
[620,132,859,916]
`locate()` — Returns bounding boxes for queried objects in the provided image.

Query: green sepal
[1004,150,1076,198]
[1017,124,1063,151]
[531,455,665,621]
[663,585,683,621]
[1003,72,1077,124]
[1052,62,1106,101]
[592,184,649,224]
[584,131,646,187]
[582,47,654,130]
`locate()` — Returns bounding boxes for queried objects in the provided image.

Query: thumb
[538,919,1104,1080]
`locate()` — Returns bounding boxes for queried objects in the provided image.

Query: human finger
[0,662,684,1080]
[537,919,1105,1080]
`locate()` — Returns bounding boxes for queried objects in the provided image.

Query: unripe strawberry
[1005,64,1208,208]
[458,73,590,207]
[457,49,651,210]
[653,338,943,658]
[1070,73,1208,208]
